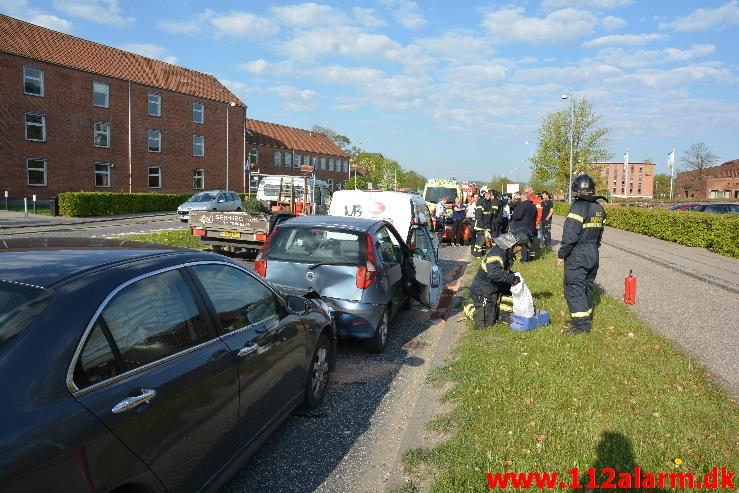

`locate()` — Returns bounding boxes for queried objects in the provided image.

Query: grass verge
[5,205,50,215]
[403,250,737,491]
[119,230,203,249]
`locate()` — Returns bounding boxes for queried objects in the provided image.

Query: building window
[249,148,259,169]
[93,81,109,108]
[274,151,282,167]
[192,135,204,157]
[94,122,110,148]
[344,159,349,173]
[148,129,161,152]
[294,153,301,169]
[23,66,44,96]
[312,156,318,169]
[148,93,161,116]
[25,113,46,141]
[27,158,47,186]
[193,102,204,123]
[320,157,326,170]
[193,168,205,189]
[148,166,162,188]
[94,162,111,187]
[285,152,292,168]
[328,158,334,171]
[327,179,334,191]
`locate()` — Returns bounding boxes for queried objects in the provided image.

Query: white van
[328,190,431,237]
[256,175,331,214]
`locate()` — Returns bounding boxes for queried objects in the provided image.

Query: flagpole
[669,147,675,200]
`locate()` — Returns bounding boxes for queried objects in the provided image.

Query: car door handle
[112,388,157,414]
[237,343,259,357]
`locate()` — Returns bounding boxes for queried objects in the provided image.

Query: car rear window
[264,227,364,264]
[0,280,53,347]
[190,192,216,202]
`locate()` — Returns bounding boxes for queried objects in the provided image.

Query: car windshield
[190,192,217,203]
[0,281,53,348]
[424,187,458,203]
[264,227,363,264]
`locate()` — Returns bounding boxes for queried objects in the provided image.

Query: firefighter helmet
[513,230,532,248]
[572,174,595,197]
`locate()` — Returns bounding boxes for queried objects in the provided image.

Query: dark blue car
[0,238,335,493]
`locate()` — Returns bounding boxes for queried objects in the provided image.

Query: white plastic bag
[510,273,535,317]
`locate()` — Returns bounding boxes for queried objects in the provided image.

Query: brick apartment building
[675,159,739,199]
[245,119,350,192]
[0,14,245,200]
[593,161,655,198]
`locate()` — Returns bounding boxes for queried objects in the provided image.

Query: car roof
[279,215,382,231]
[0,238,205,288]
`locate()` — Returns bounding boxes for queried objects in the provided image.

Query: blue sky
[2,0,738,182]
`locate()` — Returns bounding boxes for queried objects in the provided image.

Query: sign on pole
[506,183,520,194]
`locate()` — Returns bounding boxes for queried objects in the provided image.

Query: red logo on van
[369,202,386,215]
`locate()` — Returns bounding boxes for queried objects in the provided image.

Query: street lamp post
[561,94,574,203]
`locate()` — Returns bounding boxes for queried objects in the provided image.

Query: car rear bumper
[322,297,384,339]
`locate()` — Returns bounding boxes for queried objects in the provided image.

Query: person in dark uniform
[509,191,537,262]
[540,191,553,249]
[489,189,503,237]
[473,187,493,257]
[557,174,607,335]
[464,231,531,328]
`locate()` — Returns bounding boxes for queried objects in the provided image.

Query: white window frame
[148,129,162,153]
[23,66,44,97]
[27,157,47,186]
[148,93,162,117]
[94,122,110,148]
[94,161,111,188]
[274,150,281,167]
[193,168,205,189]
[148,166,162,189]
[192,102,204,124]
[193,135,205,157]
[93,81,109,108]
[25,113,46,142]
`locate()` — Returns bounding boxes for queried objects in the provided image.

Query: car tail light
[356,234,377,289]
[255,233,267,242]
[254,258,267,277]
[254,227,278,278]
[191,227,206,237]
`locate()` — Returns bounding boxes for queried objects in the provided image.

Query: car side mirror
[218,199,225,203]
[286,295,310,315]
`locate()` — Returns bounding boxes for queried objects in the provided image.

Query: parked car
[177,190,243,222]
[668,203,701,211]
[0,238,335,493]
[254,216,442,353]
[687,203,738,214]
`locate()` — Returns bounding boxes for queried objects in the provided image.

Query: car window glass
[230,192,238,202]
[265,227,362,264]
[376,228,399,263]
[410,228,435,262]
[74,320,120,389]
[98,269,210,371]
[191,265,279,332]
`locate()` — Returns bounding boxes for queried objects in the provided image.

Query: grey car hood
[178,201,214,211]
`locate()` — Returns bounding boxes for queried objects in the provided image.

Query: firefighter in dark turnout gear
[489,189,503,236]
[557,174,607,335]
[473,187,494,257]
[464,231,531,328]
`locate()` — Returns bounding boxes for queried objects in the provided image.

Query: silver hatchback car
[177,190,243,222]
[254,216,442,353]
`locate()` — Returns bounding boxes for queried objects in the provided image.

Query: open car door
[405,225,442,309]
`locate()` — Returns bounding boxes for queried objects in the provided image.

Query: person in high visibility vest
[557,174,608,335]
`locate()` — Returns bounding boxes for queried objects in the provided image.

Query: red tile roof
[246,119,349,157]
[0,14,243,106]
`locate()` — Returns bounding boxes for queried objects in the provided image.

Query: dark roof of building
[0,14,243,106]
[246,119,349,157]
[676,159,739,178]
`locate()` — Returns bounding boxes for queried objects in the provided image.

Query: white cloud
[607,65,736,89]
[659,0,739,32]
[52,0,133,27]
[541,0,633,9]
[265,85,318,111]
[270,3,342,27]
[158,9,278,39]
[379,0,426,29]
[353,7,385,28]
[119,43,177,64]
[416,32,492,60]
[582,33,668,48]
[0,0,73,32]
[239,58,297,77]
[221,79,251,101]
[157,18,202,35]
[514,61,623,85]
[595,44,717,68]
[602,15,627,30]
[482,7,598,44]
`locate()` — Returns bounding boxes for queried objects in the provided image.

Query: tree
[530,97,612,196]
[653,173,671,198]
[346,175,369,190]
[488,175,513,194]
[311,125,352,152]
[680,142,717,178]
[404,170,427,192]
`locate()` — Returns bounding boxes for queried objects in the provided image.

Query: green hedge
[553,202,739,258]
[59,192,193,217]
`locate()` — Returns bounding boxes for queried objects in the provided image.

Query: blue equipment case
[509,309,550,332]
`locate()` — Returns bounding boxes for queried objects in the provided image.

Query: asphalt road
[221,243,471,493]
[0,215,187,239]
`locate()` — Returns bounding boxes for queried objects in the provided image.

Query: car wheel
[179,218,188,223]
[235,207,242,212]
[301,333,330,409]
[365,308,389,353]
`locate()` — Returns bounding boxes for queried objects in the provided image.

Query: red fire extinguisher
[624,270,636,305]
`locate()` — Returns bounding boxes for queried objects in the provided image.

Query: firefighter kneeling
[464,231,531,328]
